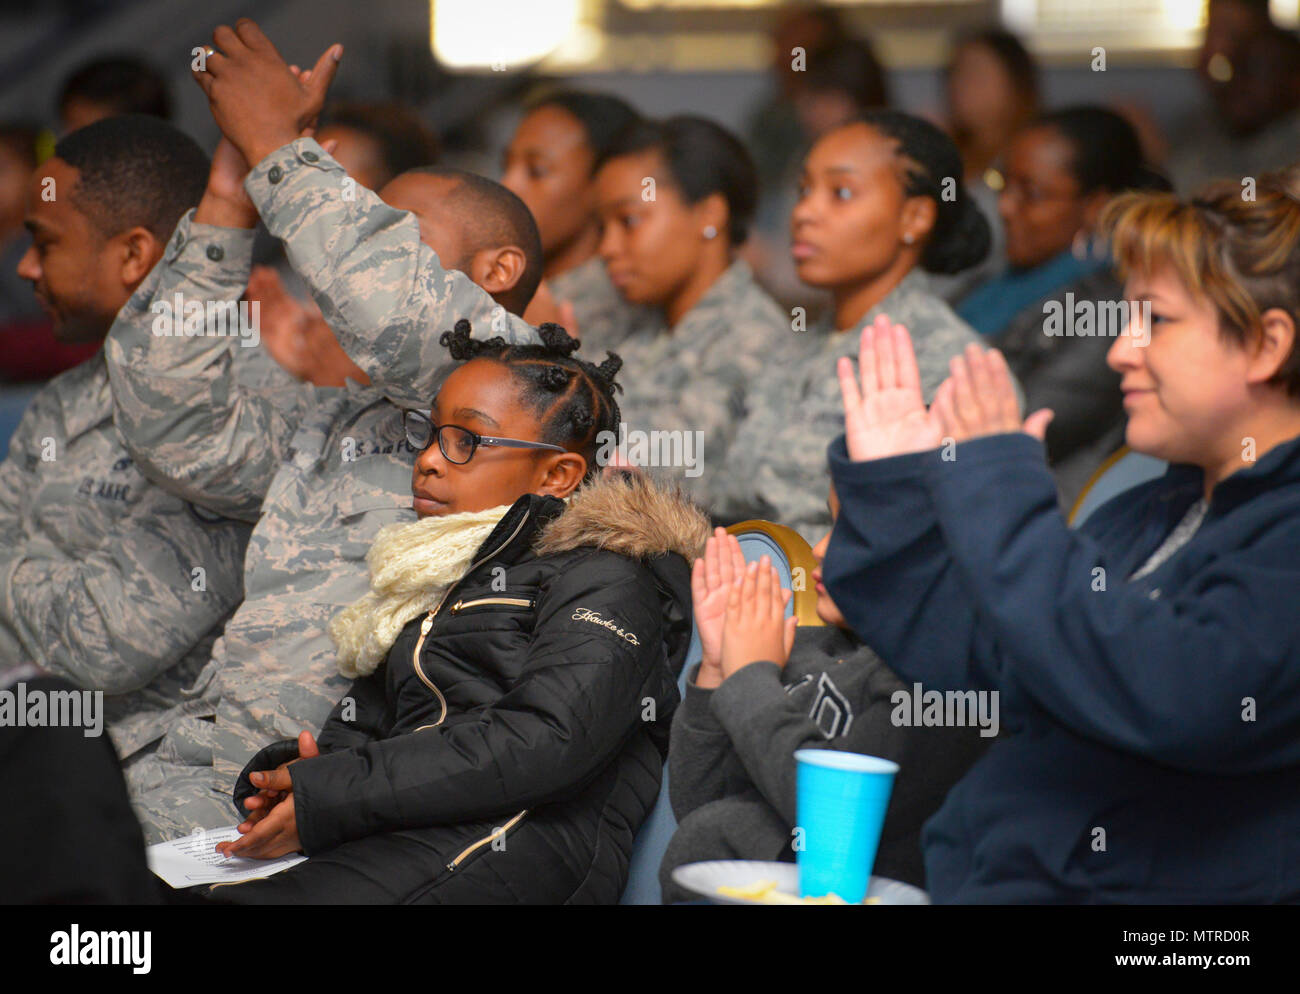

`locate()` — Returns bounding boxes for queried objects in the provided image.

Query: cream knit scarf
[329,504,513,678]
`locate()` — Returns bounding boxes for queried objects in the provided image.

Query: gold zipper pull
[420,612,435,635]
[450,599,463,614]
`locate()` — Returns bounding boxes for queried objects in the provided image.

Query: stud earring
[903,232,916,245]
[703,225,718,240]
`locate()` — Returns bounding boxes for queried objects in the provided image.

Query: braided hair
[855,109,992,275]
[439,319,623,481]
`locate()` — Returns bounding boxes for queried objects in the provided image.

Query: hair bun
[536,321,582,357]
[595,352,624,393]
[438,319,476,360]
[539,365,571,391]
[923,195,991,275]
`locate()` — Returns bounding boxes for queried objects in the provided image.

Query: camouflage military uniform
[0,354,252,766]
[611,259,797,503]
[714,269,1010,545]
[548,255,654,359]
[105,138,541,842]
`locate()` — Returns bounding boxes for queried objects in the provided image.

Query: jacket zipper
[449,596,534,614]
[411,611,447,732]
[445,809,528,871]
[412,510,532,731]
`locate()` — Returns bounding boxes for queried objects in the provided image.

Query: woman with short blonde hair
[823,163,1300,903]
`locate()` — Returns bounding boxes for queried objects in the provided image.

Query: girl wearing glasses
[204,322,710,904]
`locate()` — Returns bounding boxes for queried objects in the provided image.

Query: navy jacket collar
[1160,431,1300,515]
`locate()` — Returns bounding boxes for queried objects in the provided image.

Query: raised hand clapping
[930,343,1054,444]
[837,314,943,462]
[192,19,342,168]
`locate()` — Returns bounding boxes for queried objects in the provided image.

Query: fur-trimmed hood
[534,472,711,564]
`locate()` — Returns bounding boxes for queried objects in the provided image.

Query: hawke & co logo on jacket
[571,607,640,645]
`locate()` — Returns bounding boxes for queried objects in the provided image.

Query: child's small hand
[719,557,797,680]
[216,794,301,860]
[691,529,746,681]
[238,730,317,826]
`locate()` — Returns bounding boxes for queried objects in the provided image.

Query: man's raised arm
[106,141,311,522]
[194,19,538,410]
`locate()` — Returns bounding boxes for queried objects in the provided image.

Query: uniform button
[302,150,319,163]
[268,165,284,184]
[206,244,224,262]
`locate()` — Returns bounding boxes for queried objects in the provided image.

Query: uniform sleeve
[287,558,670,855]
[105,212,311,522]
[0,493,248,695]
[733,310,1003,543]
[244,138,541,410]
[0,388,45,546]
[823,435,1003,695]
[923,431,1300,775]
[665,672,752,822]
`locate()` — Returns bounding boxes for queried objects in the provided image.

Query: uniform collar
[831,268,933,337]
[670,258,755,336]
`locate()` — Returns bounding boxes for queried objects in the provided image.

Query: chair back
[1069,446,1168,528]
[619,519,818,904]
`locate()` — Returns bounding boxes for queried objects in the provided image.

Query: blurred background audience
[0,0,1296,479]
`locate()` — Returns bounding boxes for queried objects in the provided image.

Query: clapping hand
[192,18,342,168]
[838,314,943,462]
[690,528,748,688]
[719,558,798,680]
[930,343,1054,443]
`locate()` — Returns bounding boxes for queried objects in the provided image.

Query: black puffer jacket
[234,474,707,903]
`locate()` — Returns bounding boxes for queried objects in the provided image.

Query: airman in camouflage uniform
[106,138,542,842]
[611,259,798,504]
[0,352,256,767]
[713,269,1015,544]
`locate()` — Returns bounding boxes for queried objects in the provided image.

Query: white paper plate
[671,860,930,906]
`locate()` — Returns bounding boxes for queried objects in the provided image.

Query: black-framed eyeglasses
[403,409,566,465]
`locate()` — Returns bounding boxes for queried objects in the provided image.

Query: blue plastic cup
[794,749,899,903]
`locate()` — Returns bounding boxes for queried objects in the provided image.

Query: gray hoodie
[664,624,992,892]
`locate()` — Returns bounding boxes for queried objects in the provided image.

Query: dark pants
[0,676,162,904]
[658,790,794,905]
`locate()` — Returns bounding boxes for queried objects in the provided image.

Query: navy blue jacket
[824,430,1300,903]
